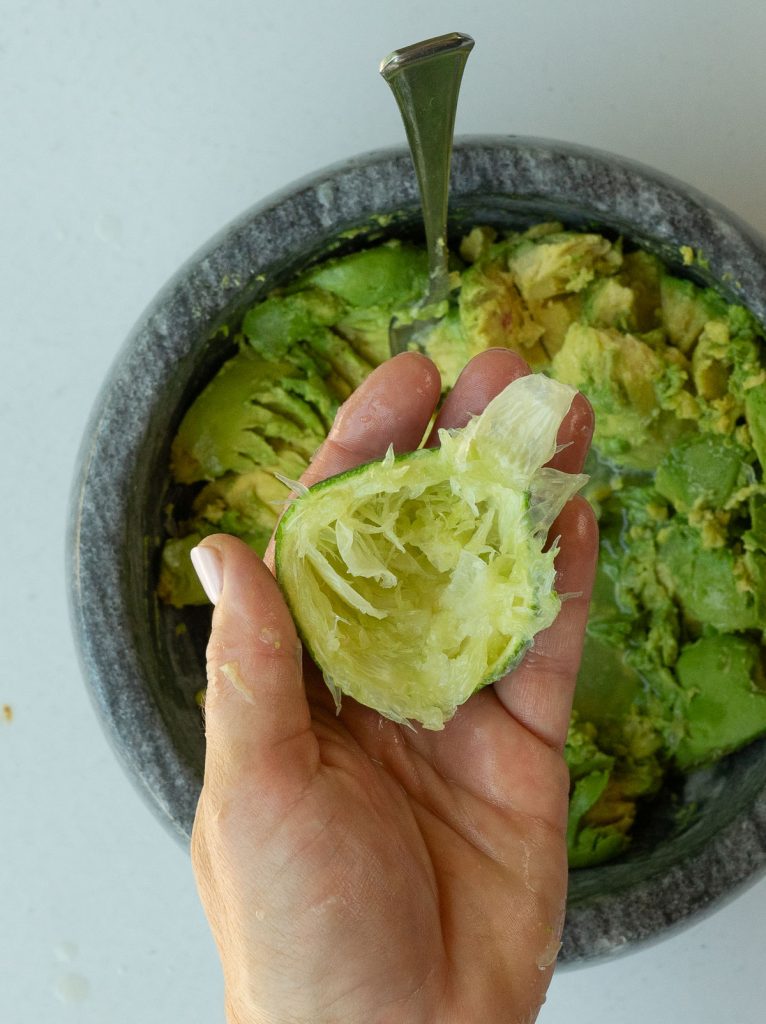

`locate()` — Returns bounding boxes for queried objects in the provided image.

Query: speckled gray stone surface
[68,136,766,964]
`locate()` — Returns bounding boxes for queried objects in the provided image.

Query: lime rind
[276,373,585,729]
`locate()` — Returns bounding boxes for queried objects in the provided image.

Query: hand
[190,350,598,1024]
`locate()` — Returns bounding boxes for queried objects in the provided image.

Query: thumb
[191,534,317,796]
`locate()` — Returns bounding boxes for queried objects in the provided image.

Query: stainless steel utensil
[380,31,474,356]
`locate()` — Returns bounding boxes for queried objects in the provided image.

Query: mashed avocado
[159,221,766,868]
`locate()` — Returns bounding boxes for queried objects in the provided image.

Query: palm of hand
[253,668,569,1022]
[192,350,597,1024]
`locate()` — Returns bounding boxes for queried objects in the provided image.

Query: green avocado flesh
[275,375,583,730]
[158,221,766,867]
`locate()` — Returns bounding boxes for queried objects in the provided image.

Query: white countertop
[3,1,765,1020]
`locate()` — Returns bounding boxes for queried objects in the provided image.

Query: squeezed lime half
[276,373,585,729]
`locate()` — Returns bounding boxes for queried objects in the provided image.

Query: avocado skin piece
[654,434,749,512]
[674,635,766,769]
[657,521,765,632]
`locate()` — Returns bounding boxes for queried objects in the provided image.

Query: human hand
[190,349,598,1024]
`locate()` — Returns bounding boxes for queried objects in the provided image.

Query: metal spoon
[380,32,474,357]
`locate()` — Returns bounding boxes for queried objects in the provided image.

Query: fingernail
[190,546,223,605]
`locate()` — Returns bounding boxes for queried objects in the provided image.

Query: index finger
[301,351,441,487]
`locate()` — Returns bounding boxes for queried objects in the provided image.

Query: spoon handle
[380,32,474,308]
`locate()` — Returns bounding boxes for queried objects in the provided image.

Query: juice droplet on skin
[259,627,282,650]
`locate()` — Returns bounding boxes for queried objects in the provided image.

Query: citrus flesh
[275,373,585,729]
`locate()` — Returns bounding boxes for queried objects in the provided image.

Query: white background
[3,1,766,1021]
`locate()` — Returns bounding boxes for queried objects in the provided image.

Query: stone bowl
[68,136,766,963]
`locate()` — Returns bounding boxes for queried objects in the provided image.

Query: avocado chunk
[303,327,376,390]
[457,258,547,367]
[581,276,635,330]
[191,464,301,549]
[507,231,622,303]
[656,521,765,632]
[242,289,344,359]
[674,635,766,769]
[660,274,728,353]
[276,243,431,373]
[157,460,303,607]
[565,704,667,869]
[157,533,211,607]
[551,322,689,468]
[575,633,644,726]
[334,307,392,368]
[422,306,476,389]
[690,319,731,401]
[242,290,381,391]
[297,241,427,309]
[654,434,749,513]
[567,770,630,869]
[564,719,630,868]
[618,250,662,331]
[171,348,333,483]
